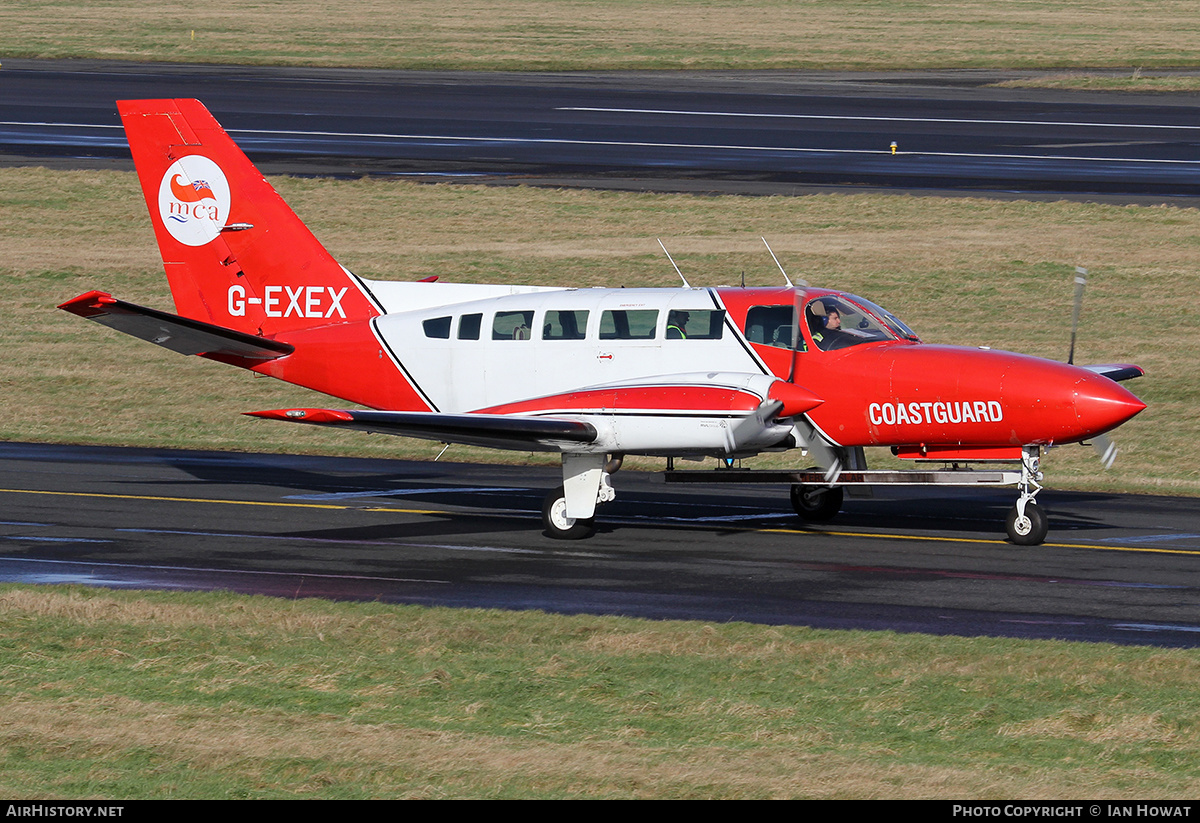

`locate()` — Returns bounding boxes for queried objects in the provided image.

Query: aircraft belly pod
[60,99,1145,543]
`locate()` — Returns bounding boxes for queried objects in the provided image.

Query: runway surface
[4,60,1200,198]
[3,442,1199,647]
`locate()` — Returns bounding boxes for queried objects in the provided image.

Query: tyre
[790,483,844,522]
[542,485,596,540]
[1006,501,1048,545]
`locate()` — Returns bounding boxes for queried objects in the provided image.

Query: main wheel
[790,483,844,522]
[542,485,596,540]
[1006,501,1048,545]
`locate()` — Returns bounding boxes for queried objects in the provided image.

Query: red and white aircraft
[60,99,1147,543]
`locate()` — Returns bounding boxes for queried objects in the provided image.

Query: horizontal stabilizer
[1079,363,1144,382]
[246,408,598,452]
[58,290,294,362]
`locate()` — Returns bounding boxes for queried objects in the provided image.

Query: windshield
[843,294,921,342]
[804,296,894,351]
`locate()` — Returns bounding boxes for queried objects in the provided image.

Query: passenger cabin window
[745,305,804,351]
[599,309,658,340]
[493,310,534,340]
[543,309,589,340]
[458,313,482,340]
[805,296,892,351]
[422,316,451,339]
[665,309,724,340]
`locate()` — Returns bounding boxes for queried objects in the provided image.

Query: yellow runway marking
[0,487,442,516]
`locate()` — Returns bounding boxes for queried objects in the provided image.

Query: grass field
[3,1,1200,72]
[2,585,1199,799]
[2,166,1192,493]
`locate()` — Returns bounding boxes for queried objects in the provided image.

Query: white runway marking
[558,106,1200,132]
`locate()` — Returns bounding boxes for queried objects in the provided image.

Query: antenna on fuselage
[658,239,691,288]
[761,237,808,288]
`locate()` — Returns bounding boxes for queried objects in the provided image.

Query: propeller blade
[1093,433,1118,469]
[792,418,843,483]
[788,290,803,383]
[822,457,844,484]
[1068,266,1087,365]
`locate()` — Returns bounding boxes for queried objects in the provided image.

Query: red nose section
[1073,374,1146,439]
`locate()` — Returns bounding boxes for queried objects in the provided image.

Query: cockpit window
[745,305,804,351]
[805,296,893,351]
[844,294,920,342]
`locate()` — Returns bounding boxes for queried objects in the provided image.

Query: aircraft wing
[1078,364,1145,382]
[58,290,294,363]
[247,372,821,456]
[245,408,598,452]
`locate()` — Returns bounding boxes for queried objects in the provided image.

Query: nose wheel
[1007,446,1048,545]
[1006,500,1048,545]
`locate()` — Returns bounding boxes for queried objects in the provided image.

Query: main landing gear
[789,479,844,522]
[541,453,619,540]
[542,485,597,540]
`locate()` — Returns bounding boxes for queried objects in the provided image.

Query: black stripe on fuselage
[707,288,771,376]
[370,317,441,412]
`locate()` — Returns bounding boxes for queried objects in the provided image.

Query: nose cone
[769,379,824,418]
[1072,373,1146,439]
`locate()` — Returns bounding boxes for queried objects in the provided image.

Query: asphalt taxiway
[3,442,1198,646]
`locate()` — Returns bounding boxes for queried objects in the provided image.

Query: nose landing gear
[1007,447,1048,545]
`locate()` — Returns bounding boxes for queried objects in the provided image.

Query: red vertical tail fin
[118,99,380,337]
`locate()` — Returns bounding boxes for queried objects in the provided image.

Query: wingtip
[57,290,117,316]
[244,408,355,423]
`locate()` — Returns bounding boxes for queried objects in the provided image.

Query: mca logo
[157,156,231,247]
[169,175,216,203]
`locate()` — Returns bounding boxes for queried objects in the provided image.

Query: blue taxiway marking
[1098,533,1200,544]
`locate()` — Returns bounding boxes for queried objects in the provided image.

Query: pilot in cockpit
[808,300,847,350]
